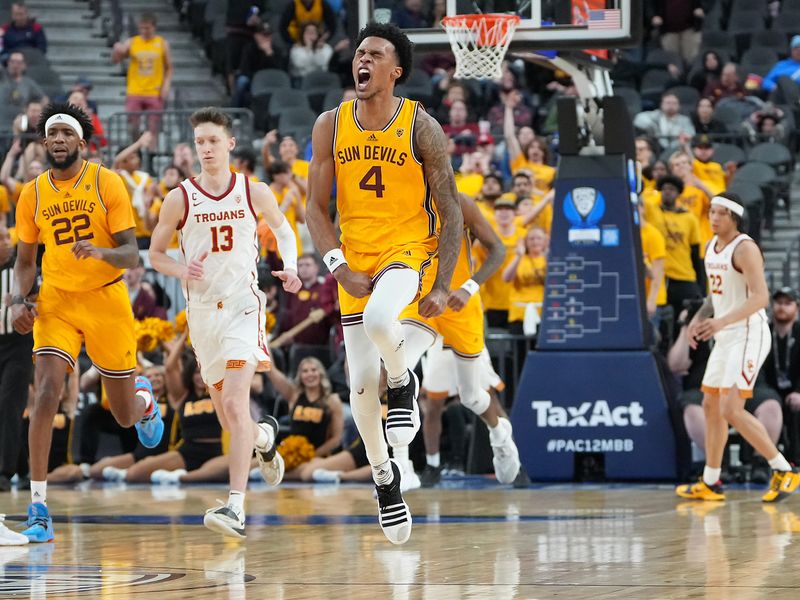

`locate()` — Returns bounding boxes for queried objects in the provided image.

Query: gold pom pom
[277,434,316,471]
[135,317,176,352]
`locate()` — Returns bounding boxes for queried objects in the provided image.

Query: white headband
[44,113,84,140]
[711,196,744,217]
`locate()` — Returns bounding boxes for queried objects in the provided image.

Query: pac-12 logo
[531,400,645,427]
[563,187,605,244]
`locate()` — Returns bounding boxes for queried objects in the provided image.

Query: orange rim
[441,13,520,46]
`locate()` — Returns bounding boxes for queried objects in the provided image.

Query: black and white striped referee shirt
[0,258,16,336]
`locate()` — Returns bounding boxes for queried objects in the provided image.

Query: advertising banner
[510,351,678,480]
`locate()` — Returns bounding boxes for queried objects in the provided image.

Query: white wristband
[460,279,479,297]
[323,248,348,274]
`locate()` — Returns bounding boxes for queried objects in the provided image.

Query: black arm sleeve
[691,244,705,289]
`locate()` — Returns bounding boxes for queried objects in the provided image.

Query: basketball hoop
[441,14,521,81]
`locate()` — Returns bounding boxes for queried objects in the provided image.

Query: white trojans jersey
[178,172,259,304]
[704,233,768,330]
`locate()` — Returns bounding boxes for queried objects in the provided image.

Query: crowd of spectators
[3,0,800,486]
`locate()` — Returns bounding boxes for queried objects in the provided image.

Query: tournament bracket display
[511,97,680,481]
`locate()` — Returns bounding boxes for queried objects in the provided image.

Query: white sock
[426,453,440,468]
[768,453,792,472]
[136,389,154,416]
[703,466,721,486]
[228,490,245,514]
[255,422,274,450]
[393,446,411,471]
[372,460,394,486]
[387,370,410,389]
[31,480,47,505]
[488,420,508,445]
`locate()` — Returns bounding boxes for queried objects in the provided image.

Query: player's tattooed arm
[415,109,464,293]
[72,227,138,268]
[446,194,503,311]
[461,194,504,286]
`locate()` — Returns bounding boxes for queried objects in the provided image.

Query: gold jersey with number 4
[334,98,438,319]
[334,98,437,262]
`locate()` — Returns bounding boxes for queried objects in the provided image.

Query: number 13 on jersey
[211,225,233,252]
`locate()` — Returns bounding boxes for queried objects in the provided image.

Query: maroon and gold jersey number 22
[710,274,723,295]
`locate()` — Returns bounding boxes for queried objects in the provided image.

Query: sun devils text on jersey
[334,97,437,260]
[16,160,135,291]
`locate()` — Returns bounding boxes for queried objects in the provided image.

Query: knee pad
[459,386,491,416]
[362,307,396,344]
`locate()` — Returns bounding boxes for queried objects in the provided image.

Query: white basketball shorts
[187,289,271,389]
[701,319,770,399]
[422,340,504,400]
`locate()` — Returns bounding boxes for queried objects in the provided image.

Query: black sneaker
[385,370,420,448]
[0,475,10,492]
[420,464,443,488]
[375,460,412,545]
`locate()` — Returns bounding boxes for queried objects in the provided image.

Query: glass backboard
[359,0,641,52]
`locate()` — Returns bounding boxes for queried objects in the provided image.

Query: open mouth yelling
[357,67,371,92]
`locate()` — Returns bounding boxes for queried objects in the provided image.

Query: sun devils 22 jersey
[178,172,259,304]
[333,98,437,258]
[16,160,135,292]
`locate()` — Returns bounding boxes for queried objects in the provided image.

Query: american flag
[588,9,621,30]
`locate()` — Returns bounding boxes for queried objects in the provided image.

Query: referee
[0,223,33,491]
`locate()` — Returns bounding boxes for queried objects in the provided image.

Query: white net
[442,14,520,81]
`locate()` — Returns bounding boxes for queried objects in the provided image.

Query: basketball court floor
[2,479,799,598]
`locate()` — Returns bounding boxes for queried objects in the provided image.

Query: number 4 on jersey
[359,166,385,198]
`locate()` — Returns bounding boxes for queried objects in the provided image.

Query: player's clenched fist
[446,288,470,311]
[419,287,448,318]
[183,251,208,281]
[71,240,103,260]
[335,266,372,298]
[11,300,37,335]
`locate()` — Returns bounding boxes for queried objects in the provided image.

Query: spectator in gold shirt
[689,134,727,196]
[654,175,705,330]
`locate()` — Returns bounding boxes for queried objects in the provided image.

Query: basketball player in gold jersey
[399,193,522,486]
[12,103,163,542]
[306,23,463,544]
